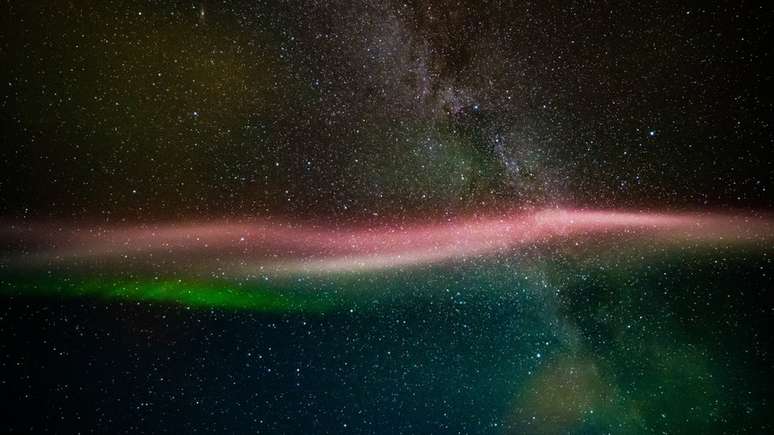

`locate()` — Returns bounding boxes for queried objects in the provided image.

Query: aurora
[2,208,771,314]
[4,208,770,278]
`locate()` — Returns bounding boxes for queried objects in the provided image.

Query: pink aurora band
[3,209,772,276]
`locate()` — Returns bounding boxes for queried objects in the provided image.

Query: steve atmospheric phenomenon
[1,1,773,434]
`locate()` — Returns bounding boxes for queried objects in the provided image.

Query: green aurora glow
[0,277,337,313]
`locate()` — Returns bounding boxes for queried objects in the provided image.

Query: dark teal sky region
[2,243,772,433]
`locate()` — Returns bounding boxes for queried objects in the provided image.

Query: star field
[1,1,773,433]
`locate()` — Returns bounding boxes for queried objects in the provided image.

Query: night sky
[1,1,773,434]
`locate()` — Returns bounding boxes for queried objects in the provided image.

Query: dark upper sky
[2,0,772,221]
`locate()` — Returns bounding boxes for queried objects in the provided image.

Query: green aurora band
[0,277,337,313]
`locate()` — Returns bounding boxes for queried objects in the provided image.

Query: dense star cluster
[1,1,773,434]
